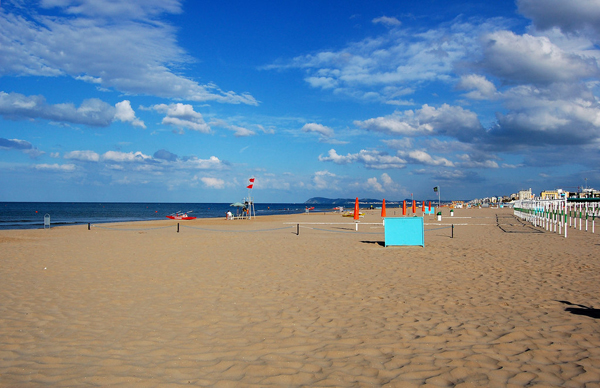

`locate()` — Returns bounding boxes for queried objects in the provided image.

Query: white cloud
[201,177,225,189]
[102,151,152,163]
[0,137,33,150]
[0,91,115,126]
[380,172,394,187]
[33,163,76,172]
[267,20,502,102]
[39,0,183,19]
[210,119,256,137]
[301,123,335,138]
[365,173,399,193]
[152,103,210,133]
[312,170,338,190]
[366,177,384,192]
[0,137,44,157]
[355,104,484,142]
[398,150,455,167]
[382,138,413,149]
[517,0,600,37]
[480,30,599,84]
[256,124,276,134]
[64,150,100,162]
[61,146,228,173]
[319,149,407,169]
[305,76,338,89]
[456,154,500,168]
[180,156,226,170]
[75,75,102,84]
[490,83,600,146]
[114,100,145,128]
[372,16,401,27]
[457,74,498,100]
[0,2,257,105]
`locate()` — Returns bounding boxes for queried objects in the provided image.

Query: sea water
[0,202,309,230]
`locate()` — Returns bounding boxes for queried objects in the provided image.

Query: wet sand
[1,207,599,387]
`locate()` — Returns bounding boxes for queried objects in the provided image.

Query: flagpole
[246,177,256,220]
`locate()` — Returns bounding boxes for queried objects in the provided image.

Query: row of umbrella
[355,198,434,219]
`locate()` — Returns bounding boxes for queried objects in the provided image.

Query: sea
[0,202,312,230]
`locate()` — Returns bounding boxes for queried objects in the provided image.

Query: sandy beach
[1,207,599,387]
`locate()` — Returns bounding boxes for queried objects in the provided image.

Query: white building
[518,188,532,201]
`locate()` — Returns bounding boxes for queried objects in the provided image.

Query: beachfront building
[518,188,533,201]
[578,188,600,198]
[540,190,559,200]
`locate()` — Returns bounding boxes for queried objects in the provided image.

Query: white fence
[513,199,599,238]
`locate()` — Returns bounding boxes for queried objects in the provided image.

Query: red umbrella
[353,198,360,220]
[412,200,416,214]
[381,199,386,217]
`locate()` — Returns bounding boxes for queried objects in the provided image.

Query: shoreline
[1,207,599,386]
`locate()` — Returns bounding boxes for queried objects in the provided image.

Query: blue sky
[1,0,599,203]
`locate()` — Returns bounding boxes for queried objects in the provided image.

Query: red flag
[247,184,253,189]
[249,178,255,183]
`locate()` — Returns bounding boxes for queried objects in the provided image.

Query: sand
[0,207,599,387]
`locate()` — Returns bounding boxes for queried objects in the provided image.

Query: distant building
[540,190,559,200]
[580,188,600,198]
[518,188,532,200]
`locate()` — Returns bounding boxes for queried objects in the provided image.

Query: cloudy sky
[1,0,599,202]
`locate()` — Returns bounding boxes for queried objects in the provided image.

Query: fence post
[177,223,179,233]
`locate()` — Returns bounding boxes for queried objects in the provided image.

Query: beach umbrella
[353,198,360,220]
[381,199,386,217]
[403,200,406,216]
[412,200,416,214]
[230,202,245,207]
[422,200,425,213]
